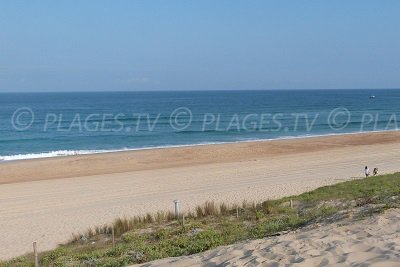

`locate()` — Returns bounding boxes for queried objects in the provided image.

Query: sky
[0,1,399,92]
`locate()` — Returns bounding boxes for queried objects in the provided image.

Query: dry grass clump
[72,200,258,242]
[195,201,249,218]
[71,210,177,242]
[196,201,219,218]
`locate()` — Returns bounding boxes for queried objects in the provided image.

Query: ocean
[1,89,399,161]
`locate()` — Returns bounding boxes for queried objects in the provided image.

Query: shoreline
[1,130,400,185]
[1,129,399,163]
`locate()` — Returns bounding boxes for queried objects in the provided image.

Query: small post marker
[33,241,39,267]
[236,206,239,218]
[182,214,185,226]
[174,200,180,218]
[290,199,293,208]
[111,226,115,248]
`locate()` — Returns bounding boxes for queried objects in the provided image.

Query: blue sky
[0,1,399,92]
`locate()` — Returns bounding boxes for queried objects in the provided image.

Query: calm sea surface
[1,90,399,160]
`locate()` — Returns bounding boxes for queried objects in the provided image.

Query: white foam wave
[0,150,111,161]
[1,129,398,162]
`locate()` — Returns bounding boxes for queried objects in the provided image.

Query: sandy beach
[1,131,400,260]
[137,209,400,267]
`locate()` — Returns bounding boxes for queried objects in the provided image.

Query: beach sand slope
[2,132,400,259]
[136,209,400,267]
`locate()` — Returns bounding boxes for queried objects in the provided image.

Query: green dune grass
[2,173,400,267]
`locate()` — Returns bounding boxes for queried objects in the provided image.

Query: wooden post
[33,241,38,267]
[236,206,239,218]
[111,226,115,248]
[290,199,293,208]
[174,200,180,218]
[182,214,185,226]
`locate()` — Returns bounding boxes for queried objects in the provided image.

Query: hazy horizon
[1,88,400,94]
[1,0,399,92]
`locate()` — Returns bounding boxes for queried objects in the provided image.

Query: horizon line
[1,88,400,93]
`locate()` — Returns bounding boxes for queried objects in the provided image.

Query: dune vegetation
[2,173,400,267]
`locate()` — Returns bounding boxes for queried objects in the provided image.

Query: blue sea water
[1,90,399,160]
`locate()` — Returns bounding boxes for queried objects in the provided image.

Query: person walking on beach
[365,166,370,177]
[373,168,378,176]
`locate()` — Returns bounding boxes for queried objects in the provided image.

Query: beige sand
[1,131,400,259]
[137,209,400,267]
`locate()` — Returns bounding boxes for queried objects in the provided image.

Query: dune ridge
[136,209,400,267]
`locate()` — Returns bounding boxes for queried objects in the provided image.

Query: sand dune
[137,209,400,267]
[1,132,400,259]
